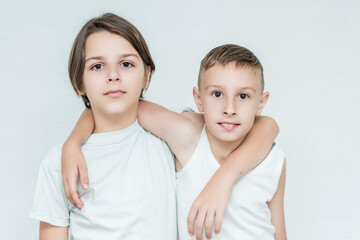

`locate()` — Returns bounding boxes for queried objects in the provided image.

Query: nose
[107,66,120,82]
[223,98,236,116]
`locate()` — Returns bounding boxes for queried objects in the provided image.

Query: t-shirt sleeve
[29,149,71,227]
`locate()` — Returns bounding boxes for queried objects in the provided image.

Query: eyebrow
[206,85,257,93]
[239,87,257,93]
[205,85,222,90]
[85,53,140,63]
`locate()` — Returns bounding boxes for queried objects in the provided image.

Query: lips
[218,122,240,130]
[104,90,126,97]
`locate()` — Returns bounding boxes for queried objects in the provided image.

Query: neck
[92,108,138,134]
[206,127,245,165]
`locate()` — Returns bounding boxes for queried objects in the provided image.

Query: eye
[239,93,248,99]
[212,91,223,98]
[90,64,104,70]
[121,62,133,68]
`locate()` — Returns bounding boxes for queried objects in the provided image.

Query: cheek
[128,77,145,93]
[202,107,217,123]
[130,69,146,84]
[125,74,146,100]
[82,81,98,97]
[241,107,258,126]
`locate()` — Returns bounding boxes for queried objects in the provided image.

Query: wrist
[216,166,238,187]
[63,138,82,150]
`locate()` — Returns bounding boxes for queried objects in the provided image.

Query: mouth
[104,90,126,98]
[218,122,240,130]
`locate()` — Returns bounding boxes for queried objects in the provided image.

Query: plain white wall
[1,0,359,239]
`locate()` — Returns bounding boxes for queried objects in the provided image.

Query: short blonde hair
[198,44,264,92]
[69,13,155,108]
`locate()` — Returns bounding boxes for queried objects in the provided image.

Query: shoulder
[245,143,284,179]
[261,143,285,170]
[179,110,204,138]
[270,144,285,163]
[139,127,173,151]
[40,144,63,172]
[265,143,286,180]
[181,111,204,124]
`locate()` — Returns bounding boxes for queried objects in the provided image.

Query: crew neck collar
[83,120,141,146]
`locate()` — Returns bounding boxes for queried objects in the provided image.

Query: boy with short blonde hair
[177,44,287,239]
[139,44,286,239]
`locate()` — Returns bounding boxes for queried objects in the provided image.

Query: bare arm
[39,222,68,240]
[268,159,287,240]
[181,110,204,124]
[138,100,202,166]
[216,116,279,185]
[61,109,95,209]
[188,116,279,239]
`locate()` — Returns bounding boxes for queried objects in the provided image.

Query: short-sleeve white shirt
[30,121,177,239]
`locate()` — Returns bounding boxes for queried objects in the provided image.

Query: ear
[256,91,269,116]
[193,87,204,112]
[142,66,151,90]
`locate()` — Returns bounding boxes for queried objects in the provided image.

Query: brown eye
[91,64,103,70]
[239,94,248,99]
[121,62,133,68]
[212,91,223,98]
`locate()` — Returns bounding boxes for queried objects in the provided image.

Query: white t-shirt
[176,126,284,240]
[30,121,177,240]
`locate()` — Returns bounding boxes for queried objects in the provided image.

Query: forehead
[200,63,262,93]
[84,31,140,58]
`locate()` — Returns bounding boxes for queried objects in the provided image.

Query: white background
[0,0,359,239]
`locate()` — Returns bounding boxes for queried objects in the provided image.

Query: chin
[216,130,247,143]
[94,104,128,117]
[220,136,244,143]
[108,107,132,116]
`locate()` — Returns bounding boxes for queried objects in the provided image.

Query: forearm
[63,108,95,147]
[220,116,279,184]
[186,116,278,238]
[137,100,198,152]
[61,109,94,208]
[40,222,68,240]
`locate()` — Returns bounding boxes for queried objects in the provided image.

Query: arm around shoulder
[186,115,279,239]
[181,110,204,125]
[61,108,94,209]
[138,100,202,163]
[221,116,279,183]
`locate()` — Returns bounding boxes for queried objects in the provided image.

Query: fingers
[63,177,73,206]
[68,172,83,210]
[214,210,224,235]
[61,142,88,210]
[195,209,206,240]
[188,206,221,240]
[188,200,219,239]
[187,204,198,236]
[63,171,83,210]
[204,209,215,239]
[78,163,89,190]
